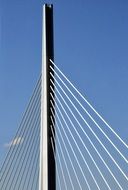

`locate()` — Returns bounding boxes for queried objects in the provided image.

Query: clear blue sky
[0,0,128,186]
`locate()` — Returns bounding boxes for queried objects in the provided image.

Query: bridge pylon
[39,4,55,190]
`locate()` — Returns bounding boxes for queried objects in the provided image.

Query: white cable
[50,88,112,190]
[50,108,84,190]
[50,137,62,190]
[50,86,123,190]
[50,77,128,182]
[50,120,75,190]
[50,70,128,164]
[50,59,128,149]
[50,99,100,190]
[51,99,100,190]
[51,133,68,190]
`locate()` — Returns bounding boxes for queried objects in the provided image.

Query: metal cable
[50,76,128,182]
[11,104,40,190]
[50,69,127,164]
[50,59,128,149]
[50,84,123,190]
[0,80,39,188]
[51,137,62,190]
[50,119,75,190]
[51,86,112,190]
[0,77,41,182]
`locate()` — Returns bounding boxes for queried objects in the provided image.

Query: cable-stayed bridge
[0,4,128,190]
